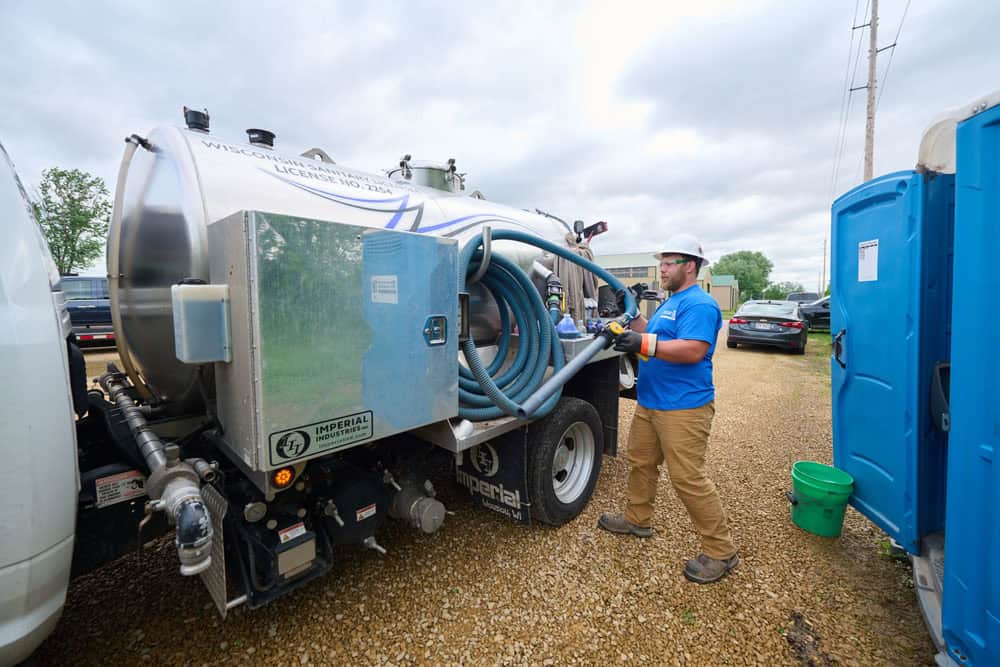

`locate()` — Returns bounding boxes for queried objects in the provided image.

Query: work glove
[615,283,647,314]
[613,330,658,358]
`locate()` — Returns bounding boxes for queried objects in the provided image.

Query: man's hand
[615,282,647,314]
[614,331,658,357]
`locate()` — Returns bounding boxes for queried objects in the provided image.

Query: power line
[875,0,912,113]
[832,0,870,197]
[829,0,862,200]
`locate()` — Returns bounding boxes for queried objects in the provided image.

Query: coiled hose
[458,229,637,421]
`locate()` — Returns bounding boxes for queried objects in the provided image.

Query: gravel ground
[39,336,936,665]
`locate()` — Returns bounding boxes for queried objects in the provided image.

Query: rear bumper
[72,325,115,345]
[0,535,74,665]
[728,330,805,349]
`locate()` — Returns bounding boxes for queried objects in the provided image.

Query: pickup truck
[57,275,115,346]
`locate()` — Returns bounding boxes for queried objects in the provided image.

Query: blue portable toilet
[830,167,954,558]
[940,97,1000,667]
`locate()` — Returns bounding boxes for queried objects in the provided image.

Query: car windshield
[738,303,797,318]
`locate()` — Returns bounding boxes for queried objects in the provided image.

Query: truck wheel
[527,397,603,526]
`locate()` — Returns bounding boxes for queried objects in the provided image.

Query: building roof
[712,274,738,287]
[592,252,658,269]
[593,252,712,283]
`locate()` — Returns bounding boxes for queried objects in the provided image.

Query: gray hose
[516,331,614,419]
[100,370,213,576]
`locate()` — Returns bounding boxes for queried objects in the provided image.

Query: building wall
[595,263,714,318]
[711,285,736,310]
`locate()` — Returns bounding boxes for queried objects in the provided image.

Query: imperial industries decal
[269,411,373,465]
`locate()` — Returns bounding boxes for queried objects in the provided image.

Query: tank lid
[917,89,1000,174]
[247,128,276,148]
[183,106,210,132]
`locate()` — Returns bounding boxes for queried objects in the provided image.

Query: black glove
[615,283,646,314]
[613,331,658,357]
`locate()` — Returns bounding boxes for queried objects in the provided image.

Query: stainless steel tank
[109,124,572,409]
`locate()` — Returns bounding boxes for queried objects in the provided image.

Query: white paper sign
[370,275,399,304]
[858,239,879,282]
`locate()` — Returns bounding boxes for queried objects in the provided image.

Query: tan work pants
[623,402,737,560]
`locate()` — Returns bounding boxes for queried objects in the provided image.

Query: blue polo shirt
[636,284,721,410]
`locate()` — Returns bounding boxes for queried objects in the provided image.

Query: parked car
[727,300,808,354]
[799,296,831,330]
[58,275,115,346]
[785,291,819,304]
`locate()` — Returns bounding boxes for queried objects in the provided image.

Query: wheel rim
[551,420,596,504]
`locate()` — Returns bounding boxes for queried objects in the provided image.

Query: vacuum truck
[0,108,638,663]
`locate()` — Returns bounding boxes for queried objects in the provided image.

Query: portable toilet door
[941,100,1000,667]
[830,169,953,555]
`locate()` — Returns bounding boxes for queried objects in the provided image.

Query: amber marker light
[272,467,295,489]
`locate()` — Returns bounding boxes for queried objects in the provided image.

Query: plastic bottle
[556,313,581,339]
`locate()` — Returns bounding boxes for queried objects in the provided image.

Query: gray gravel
[41,336,935,665]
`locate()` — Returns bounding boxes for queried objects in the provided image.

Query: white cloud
[2,0,998,288]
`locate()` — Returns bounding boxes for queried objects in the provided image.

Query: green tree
[763,281,805,300]
[33,167,111,275]
[712,250,773,301]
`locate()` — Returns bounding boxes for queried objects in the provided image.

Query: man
[598,233,738,584]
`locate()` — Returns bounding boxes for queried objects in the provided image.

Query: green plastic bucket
[787,461,854,537]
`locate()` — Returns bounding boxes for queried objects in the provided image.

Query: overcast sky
[3,1,998,288]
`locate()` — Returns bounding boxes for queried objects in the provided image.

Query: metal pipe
[107,136,154,401]
[99,370,213,576]
[531,260,553,280]
[516,331,615,420]
[191,458,218,483]
[466,225,492,286]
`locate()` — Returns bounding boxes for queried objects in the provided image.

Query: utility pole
[864,0,879,181]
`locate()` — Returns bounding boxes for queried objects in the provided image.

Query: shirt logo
[662,309,677,321]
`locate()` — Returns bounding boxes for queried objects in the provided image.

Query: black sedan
[727,300,808,354]
[799,296,831,330]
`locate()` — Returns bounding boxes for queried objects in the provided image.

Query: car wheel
[727,340,737,348]
[795,344,806,355]
[526,397,603,526]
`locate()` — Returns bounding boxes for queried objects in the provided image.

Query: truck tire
[527,397,603,526]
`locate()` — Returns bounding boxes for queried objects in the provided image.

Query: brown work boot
[683,553,740,584]
[597,513,653,538]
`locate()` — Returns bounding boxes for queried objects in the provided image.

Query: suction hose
[458,229,637,421]
[100,368,214,576]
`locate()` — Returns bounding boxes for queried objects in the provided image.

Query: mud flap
[199,484,230,617]
[456,430,531,524]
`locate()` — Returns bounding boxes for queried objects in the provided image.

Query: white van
[0,142,78,666]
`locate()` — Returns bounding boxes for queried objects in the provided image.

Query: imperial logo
[275,430,310,459]
[455,468,521,510]
[470,443,500,477]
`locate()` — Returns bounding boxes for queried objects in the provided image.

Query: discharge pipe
[458,229,636,421]
[99,368,214,576]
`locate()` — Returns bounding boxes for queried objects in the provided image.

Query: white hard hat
[654,233,710,267]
